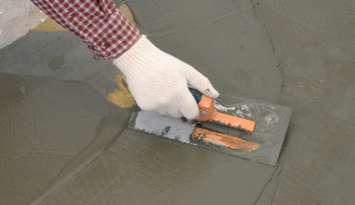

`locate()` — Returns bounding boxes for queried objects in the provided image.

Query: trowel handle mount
[189,88,256,133]
[189,88,215,120]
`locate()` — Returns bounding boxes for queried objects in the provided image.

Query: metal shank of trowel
[189,88,256,133]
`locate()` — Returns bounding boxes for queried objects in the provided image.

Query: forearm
[30,0,141,59]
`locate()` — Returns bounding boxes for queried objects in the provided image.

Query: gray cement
[0,0,355,204]
[0,31,119,97]
[33,129,274,205]
[0,74,131,204]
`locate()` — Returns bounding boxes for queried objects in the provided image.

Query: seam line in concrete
[249,1,287,204]
[250,0,287,104]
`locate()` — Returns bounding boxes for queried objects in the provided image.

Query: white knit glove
[113,35,219,119]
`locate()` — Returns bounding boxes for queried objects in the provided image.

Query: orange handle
[213,112,256,133]
[197,96,256,133]
[191,127,259,152]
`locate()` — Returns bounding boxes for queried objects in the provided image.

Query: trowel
[129,88,291,166]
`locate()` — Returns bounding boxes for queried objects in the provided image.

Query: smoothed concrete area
[35,130,274,205]
[1,0,355,204]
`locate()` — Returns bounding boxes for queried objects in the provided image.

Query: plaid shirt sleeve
[30,0,141,59]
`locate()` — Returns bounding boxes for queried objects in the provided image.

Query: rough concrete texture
[0,0,355,204]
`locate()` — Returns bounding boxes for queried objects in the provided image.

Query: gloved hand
[113,35,219,119]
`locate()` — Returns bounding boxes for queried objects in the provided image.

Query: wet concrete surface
[0,0,355,204]
[34,130,274,205]
[0,31,119,97]
[0,74,131,205]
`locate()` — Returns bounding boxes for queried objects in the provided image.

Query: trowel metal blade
[128,110,195,144]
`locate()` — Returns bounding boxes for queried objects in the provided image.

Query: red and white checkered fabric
[31,0,141,59]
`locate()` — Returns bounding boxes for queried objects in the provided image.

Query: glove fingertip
[201,85,219,98]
